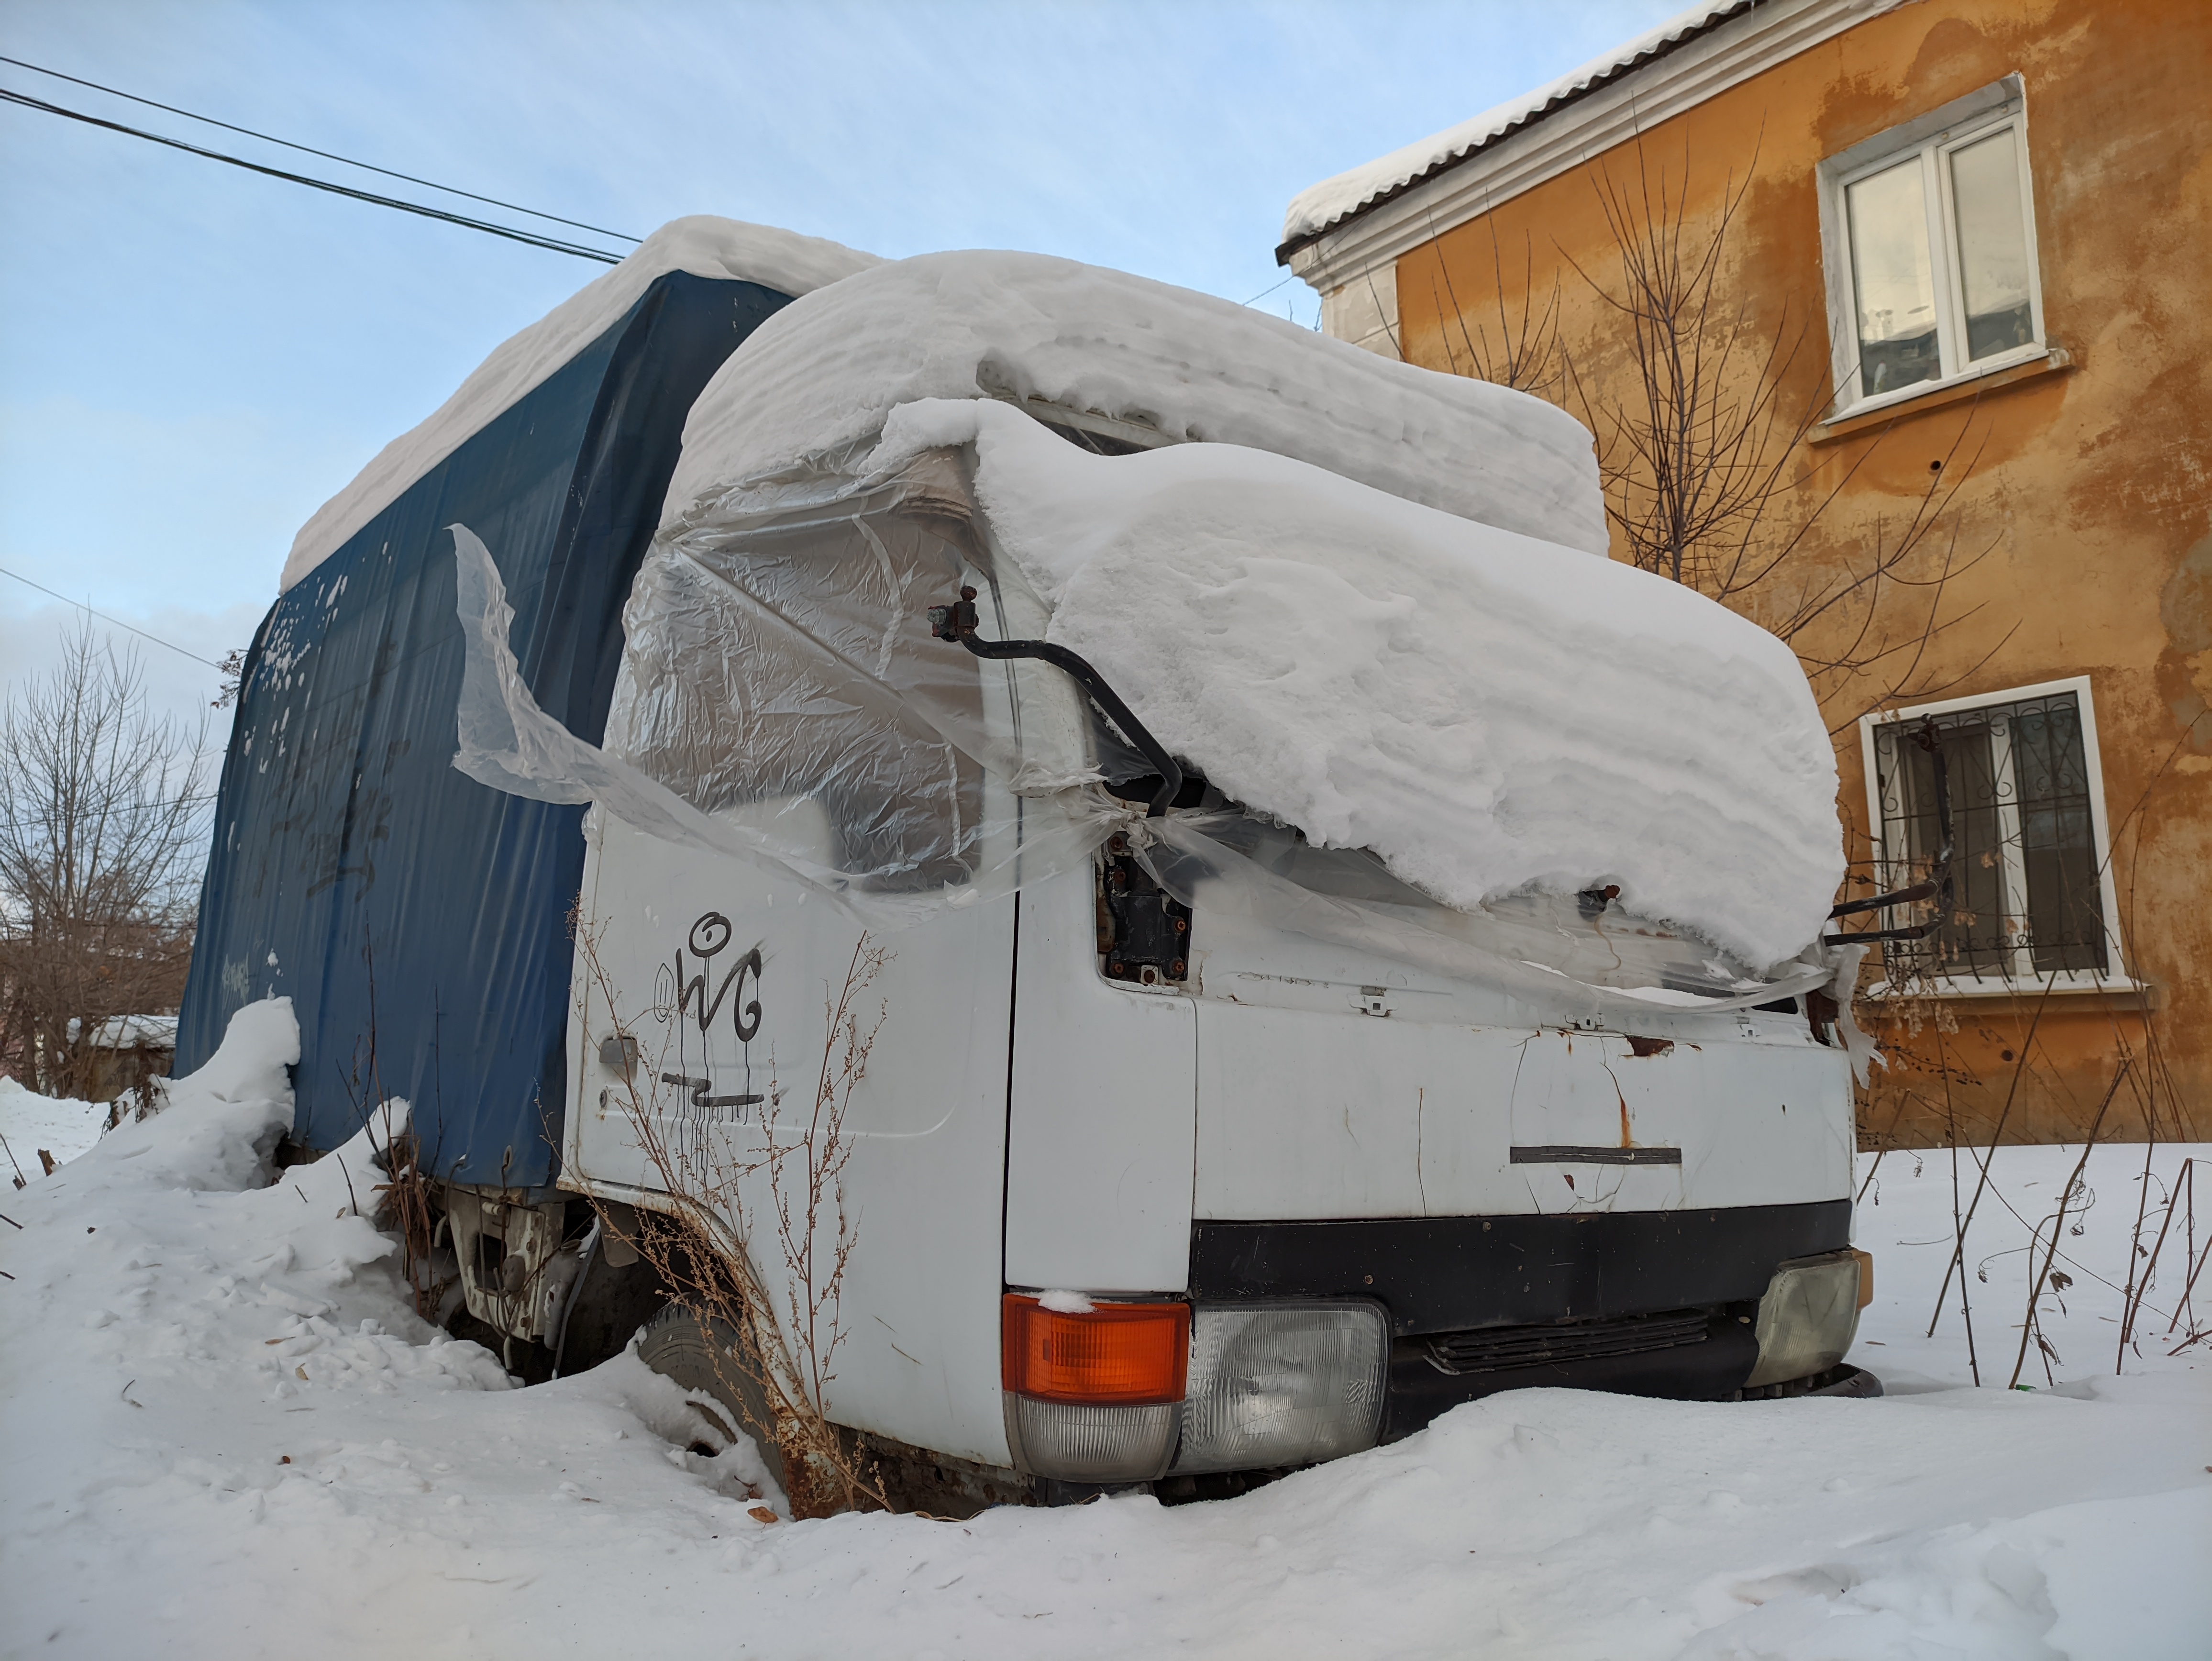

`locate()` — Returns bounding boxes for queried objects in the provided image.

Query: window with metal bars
[1870,687,2108,982]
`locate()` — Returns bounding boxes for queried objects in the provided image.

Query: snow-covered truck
[184,220,1885,1513]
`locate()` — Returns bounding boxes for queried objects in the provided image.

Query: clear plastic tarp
[452,442,1858,1032]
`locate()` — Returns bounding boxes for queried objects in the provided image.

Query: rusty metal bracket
[1827,719,1952,945]
[1097,830,1192,985]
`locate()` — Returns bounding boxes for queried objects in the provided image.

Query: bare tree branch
[0,622,209,1096]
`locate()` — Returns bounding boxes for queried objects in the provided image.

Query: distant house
[69,1014,178,1105]
[1280,0,2208,1144]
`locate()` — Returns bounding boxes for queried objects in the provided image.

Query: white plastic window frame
[1857,675,2134,998]
[1817,75,2048,419]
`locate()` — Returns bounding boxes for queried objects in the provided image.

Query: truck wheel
[635,1305,788,1494]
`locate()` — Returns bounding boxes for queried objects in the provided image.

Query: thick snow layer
[77,1011,179,1049]
[884,400,1841,967]
[664,249,1608,557]
[279,218,880,592]
[0,1076,108,1174]
[1282,2,1753,244]
[3,1041,2204,1659]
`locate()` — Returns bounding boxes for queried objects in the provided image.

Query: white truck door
[566,805,1019,1466]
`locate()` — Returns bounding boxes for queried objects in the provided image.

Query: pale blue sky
[0,0,1679,722]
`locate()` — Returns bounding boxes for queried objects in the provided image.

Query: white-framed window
[1857,677,2130,993]
[1818,76,2046,414]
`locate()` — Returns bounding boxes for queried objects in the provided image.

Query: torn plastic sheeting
[1824,942,1885,1086]
[454,439,1852,1010]
[1166,810,1741,992]
[615,443,1133,897]
[1132,815,1838,1020]
[871,400,1845,970]
[458,480,1840,1013]
[451,520,1122,931]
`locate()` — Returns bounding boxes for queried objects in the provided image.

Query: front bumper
[1190,1200,1858,1444]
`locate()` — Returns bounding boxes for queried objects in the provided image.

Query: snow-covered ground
[2,1004,2205,1659]
[0,1074,109,1180]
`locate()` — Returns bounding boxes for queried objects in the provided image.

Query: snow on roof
[69,1014,179,1050]
[1280,1,1755,252]
[279,217,881,592]
[666,250,1608,555]
[878,399,1842,967]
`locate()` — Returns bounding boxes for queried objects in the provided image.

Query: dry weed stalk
[573,908,890,1518]
[2120,1156,2201,1362]
[2006,1060,2123,1387]
[1884,725,2204,1381]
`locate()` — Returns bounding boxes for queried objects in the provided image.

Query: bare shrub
[574,909,891,1517]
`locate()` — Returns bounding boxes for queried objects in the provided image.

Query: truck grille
[1419,1309,1711,1376]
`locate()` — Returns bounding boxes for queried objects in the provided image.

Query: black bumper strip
[1190,1200,1851,1336]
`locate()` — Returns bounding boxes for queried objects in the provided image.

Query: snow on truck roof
[412,233,1838,972]
[279,217,881,591]
[662,250,1608,556]
[869,399,1844,970]
[639,253,1832,967]
[285,228,1604,596]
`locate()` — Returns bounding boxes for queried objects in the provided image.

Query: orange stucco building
[1283,0,2208,1145]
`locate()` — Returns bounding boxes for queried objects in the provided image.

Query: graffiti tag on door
[653,910,763,1118]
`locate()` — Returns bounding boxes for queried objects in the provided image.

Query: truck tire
[635,1305,788,1494]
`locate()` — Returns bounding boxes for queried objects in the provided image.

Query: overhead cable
[0,88,623,264]
[0,563,225,669]
[0,53,640,244]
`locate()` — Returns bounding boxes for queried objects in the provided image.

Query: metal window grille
[1872,689,2106,982]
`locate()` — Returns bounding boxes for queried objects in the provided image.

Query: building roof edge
[1276,0,1761,266]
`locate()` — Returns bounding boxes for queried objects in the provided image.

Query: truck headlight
[1743,1250,1866,1388]
[1171,1302,1388,1474]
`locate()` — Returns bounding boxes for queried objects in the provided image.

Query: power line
[0,54,641,245]
[0,564,224,669]
[0,88,623,264]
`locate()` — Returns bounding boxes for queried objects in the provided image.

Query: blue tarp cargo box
[177,224,871,1189]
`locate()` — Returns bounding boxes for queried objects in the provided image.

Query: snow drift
[664,248,1608,557]
[3,1063,2206,1660]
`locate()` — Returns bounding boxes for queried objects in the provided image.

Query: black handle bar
[927,588,1185,819]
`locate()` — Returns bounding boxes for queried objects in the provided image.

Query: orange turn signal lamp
[1001,1294,1189,1405]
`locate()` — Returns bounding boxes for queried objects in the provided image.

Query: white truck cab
[448,248,1879,1512]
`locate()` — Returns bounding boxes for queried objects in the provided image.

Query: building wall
[1379,0,2208,1144]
